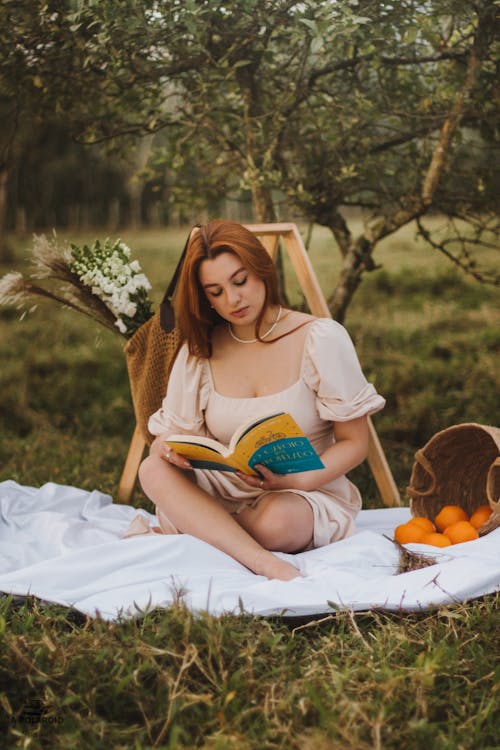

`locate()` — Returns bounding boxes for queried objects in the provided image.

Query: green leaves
[1,0,497,306]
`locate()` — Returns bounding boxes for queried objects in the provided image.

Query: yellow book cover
[165,412,325,476]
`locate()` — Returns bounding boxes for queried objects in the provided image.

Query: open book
[165,412,325,476]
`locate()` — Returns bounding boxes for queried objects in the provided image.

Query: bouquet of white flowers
[0,234,153,338]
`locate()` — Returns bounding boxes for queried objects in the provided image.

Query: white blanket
[0,480,498,621]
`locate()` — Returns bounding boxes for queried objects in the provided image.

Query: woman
[138,220,385,581]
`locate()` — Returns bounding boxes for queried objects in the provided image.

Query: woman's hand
[149,435,192,470]
[236,464,315,493]
[236,416,370,493]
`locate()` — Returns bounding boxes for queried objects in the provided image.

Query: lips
[231,306,249,318]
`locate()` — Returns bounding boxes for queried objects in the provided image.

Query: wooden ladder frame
[117,222,401,507]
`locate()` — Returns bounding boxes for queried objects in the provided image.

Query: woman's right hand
[149,435,192,470]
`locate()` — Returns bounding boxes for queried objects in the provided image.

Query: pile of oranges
[394,504,492,547]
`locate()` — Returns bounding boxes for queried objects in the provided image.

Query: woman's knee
[250,495,313,551]
[138,454,196,498]
[138,454,173,495]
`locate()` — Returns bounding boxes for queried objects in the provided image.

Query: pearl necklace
[228,306,283,344]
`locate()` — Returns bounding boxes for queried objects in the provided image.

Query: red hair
[174,220,281,358]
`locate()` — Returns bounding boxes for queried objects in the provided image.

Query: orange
[394,522,426,545]
[410,516,436,533]
[469,505,493,529]
[434,505,468,532]
[443,520,479,545]
[420,532,452,548]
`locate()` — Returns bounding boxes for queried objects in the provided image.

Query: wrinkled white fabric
[0,481,498,621]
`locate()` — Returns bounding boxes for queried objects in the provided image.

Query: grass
[0,595,498,749]
[0,222,499,748]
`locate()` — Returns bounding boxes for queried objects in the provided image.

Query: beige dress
[148,318,385,548]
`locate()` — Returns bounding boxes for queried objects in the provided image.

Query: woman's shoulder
[282,313,349,344]
[273,312,348,351]
[281,309,316,330]
[281,311,347,331]
[303,316,352,339]
[301,316,359,370]
[173,340,208,373]
[169,340,212,396]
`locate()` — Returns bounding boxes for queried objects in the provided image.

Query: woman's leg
[235,493,314,552]
[138,454,301,581]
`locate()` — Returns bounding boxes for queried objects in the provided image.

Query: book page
[234,413,323,474]
[164,440,242,472]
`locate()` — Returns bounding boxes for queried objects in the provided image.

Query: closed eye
[205,273,248,298]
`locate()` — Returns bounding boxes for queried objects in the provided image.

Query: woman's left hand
[236,416,370,495]
[236,464,311,493]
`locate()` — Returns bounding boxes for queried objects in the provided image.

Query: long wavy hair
[174,220,281,358]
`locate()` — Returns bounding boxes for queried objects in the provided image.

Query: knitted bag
[407,423,500,536]
[124,313,182,444]
[124,229,195,444]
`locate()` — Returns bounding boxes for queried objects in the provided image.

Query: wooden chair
[117,222,401,507]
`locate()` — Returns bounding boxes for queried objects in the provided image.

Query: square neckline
[204,318,320,401]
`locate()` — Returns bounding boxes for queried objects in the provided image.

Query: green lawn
[0,223,498,749]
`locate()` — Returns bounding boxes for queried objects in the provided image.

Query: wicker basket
[407,423,500,536]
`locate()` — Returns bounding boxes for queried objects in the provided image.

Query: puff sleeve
[303,318,385,422]
[147,343,210,437]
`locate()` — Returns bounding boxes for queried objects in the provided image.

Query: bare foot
[122,515,155,538]
[122,511,179,538]
[253,549,302,581]
[156,509,179,535]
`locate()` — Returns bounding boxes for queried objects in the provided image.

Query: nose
[227,286,242,306]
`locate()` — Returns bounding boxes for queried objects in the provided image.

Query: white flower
[124,302,137,317]
[115,318,128,334]
[66,238,153,337]
[135,273,152,290]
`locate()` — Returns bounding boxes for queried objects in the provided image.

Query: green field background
[1,222,497,507]
[0,223,498,750]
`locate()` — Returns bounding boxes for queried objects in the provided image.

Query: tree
[0,0,165,255]
[273,0,500,317]
[0,1,79,258]
[1,0,498,317]
[146,0,499,318]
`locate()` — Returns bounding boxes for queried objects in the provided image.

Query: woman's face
[198,251,266,326]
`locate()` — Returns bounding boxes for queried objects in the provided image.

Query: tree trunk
[126,135,154,229]
[328,210,352,258]
[251,182,276,224]
[421,42,483,205]
[328,236,376,323]
[250,180,290,306]
[0,165,14,263]
[327,14,487,323]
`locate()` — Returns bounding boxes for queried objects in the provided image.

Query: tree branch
[415,217,499,285]
[327,9,494,322]
[307,49,468,89]
[421,51,483,204]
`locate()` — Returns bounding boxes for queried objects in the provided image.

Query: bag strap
[160,225,200,332]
